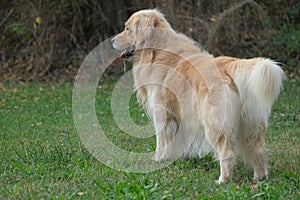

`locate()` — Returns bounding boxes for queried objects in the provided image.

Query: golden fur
[111,9,285,183]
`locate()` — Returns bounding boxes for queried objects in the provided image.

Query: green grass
[0,79,299,199]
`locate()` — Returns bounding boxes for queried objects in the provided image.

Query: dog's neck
[132,31,211,68]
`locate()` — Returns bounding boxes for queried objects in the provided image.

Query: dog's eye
[125,27,129,31]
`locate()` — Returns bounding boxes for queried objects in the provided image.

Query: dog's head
[111,9,172,59]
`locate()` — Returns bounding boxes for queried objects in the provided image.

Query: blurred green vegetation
[0,0,299,82]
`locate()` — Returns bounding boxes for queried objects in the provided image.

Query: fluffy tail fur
[233,58,286,123]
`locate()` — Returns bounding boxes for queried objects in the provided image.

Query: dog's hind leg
[216,133,236,183]
[245,124,268,180]
[205,125,236,183]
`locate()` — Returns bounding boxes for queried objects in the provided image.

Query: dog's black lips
[120,45,136,59]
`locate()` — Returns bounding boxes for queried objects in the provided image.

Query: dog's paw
[253,174,268,181]
[215,176,230,184]
[152,151,163,162]
[254,170,268,181]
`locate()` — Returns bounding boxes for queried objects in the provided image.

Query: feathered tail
[230,58,286,123]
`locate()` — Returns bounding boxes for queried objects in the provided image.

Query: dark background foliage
[0,0,299,82]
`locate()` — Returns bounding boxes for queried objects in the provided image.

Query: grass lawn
[0,78,299,199]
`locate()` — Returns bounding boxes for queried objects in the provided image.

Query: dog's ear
[132,16,161,48]
[132,16,157,28]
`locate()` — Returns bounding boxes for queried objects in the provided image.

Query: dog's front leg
[152,105,179,161]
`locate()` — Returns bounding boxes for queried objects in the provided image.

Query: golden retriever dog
[111,9,285,183]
